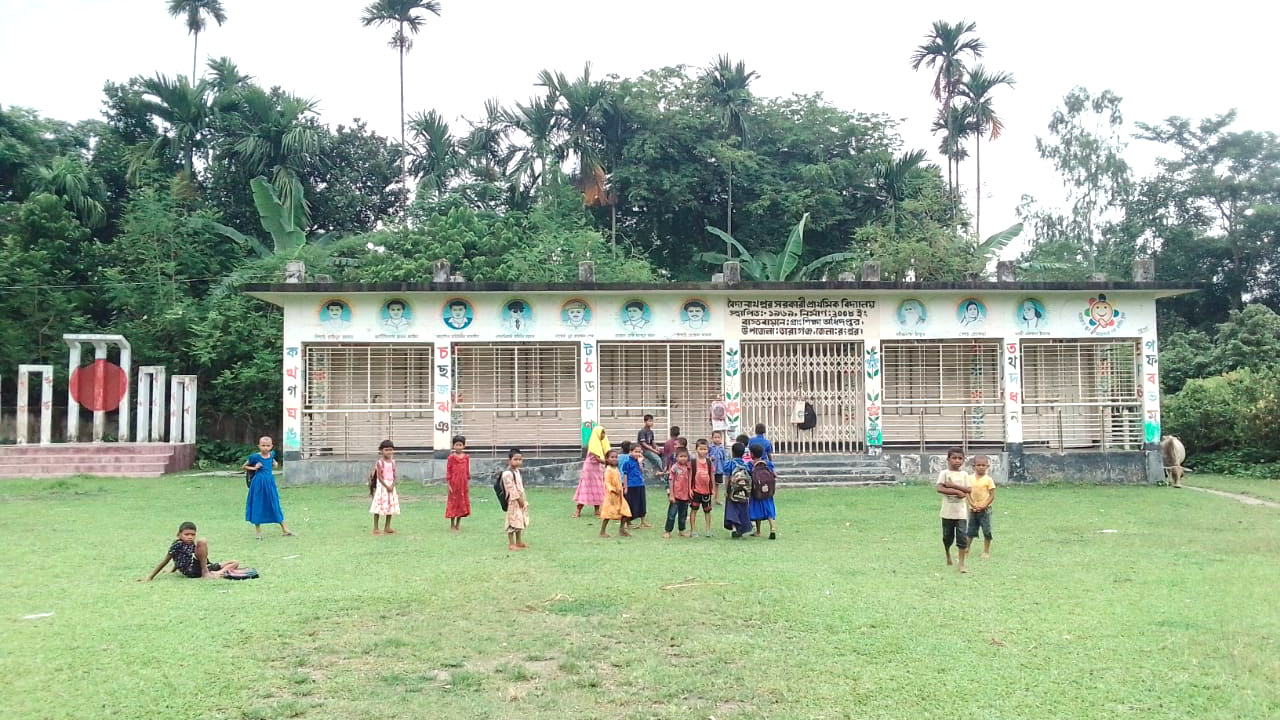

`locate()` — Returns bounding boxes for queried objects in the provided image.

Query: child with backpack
[445,435,471,531]
[599,449,632,538]
[748,443,778,539]
[369,440,400,535]
[498,448,529,551]
[722,442,753,538]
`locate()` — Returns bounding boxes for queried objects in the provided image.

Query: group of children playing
[143,425,997,580]
[573,418,780,544]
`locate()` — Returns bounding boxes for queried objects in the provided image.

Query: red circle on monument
[69,360,129,412]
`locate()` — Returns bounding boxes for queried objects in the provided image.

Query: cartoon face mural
[896,299,928,328]
[681,299,711,330]
[502,298,533,334]
[956,298,987,328]
[1082,294,1123,334]
[619,299,652,332]
[380,298,412,333]
[319,299,352,329]
[560,298,592,329]
[1015,298,1047,330]
[442,298,474,330]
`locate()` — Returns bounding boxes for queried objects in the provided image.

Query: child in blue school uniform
[748,443,778,540]
[619,441,648,532]
[243,436,294,540]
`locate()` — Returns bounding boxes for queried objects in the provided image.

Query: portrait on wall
[895,299,928,328]
[380,298,412,333]
[441,298,474,330]
[502,298,533,334]
[318,298,352,330]
[956,298,987,328]
[680,299,711,330]
[1081,294,1124,334]
[619,299,652,332]
[560,298,592,330]
[1015,298,1047,331]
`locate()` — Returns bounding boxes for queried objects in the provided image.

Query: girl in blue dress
[243,436,294,539]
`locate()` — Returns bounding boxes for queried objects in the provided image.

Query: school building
[244,269,1191,484]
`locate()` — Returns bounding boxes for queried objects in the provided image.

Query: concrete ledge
[883,449,1158,484]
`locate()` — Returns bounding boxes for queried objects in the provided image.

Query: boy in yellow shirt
[967,455,996,558]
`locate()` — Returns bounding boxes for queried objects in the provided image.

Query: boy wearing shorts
[690,440,716,536]
[967,455,996,558]
[140,522,242,581]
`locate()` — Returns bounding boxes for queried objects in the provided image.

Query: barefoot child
[690,439,717,537]
[140,522,242,581]
[664,448,693,539]
[502,448,529,551]
[722,442,754,538]
[619,441,648,532]
[708,430,728,505]
[573,426,609,518]
[748,443,778,539]
[369,440,401,535]
[243,436,293,539]
[936,447,972,573]
[599,449,632,538]
[446,436,471,531]
[967,455,996,558]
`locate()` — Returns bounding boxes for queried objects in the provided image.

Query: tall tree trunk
[192,31,199,80]
[975,133,982,238]
[610,202,617,250]
[398,21,407,181]
[726,161,734,258]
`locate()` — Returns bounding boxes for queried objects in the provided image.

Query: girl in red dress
[445,436,471,530]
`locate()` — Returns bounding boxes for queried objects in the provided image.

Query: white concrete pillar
[723,339,742,438]
[169,375,197,443]
[282,345,303,456]
[66,342,82,442]
[16,364,54,444]
[1002,339,1024,445]
[118,341,131,442]
[136,366,167,442]
[432,341,452,454]
[1141,335,1162,446]
[580,338,599,444]
[91,341,108,443]
[863,340,883,453]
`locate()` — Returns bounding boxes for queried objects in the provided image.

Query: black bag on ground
[493,470,510,511]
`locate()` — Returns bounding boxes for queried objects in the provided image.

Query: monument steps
[0,443,194,478]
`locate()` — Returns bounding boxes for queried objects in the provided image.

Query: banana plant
[699,213,859,281]
[208,176,311,257]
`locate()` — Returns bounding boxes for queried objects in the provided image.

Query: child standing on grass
[664,448,693,538]
[620,441,649,530]
[722,442,754,538]
[708,430,728,505]
[446,436,471,531]
[748,443,778,539]
[369,440,401,535]
[967,455,996,558]
[503,448,529,551]
[140,522,242,581]
[690,439,717,537]
[243,436,293,540]
[936,447,972,573]
[599,449,632,538]
[573,426,609,518]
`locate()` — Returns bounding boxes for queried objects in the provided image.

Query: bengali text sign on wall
[728,297,876,337]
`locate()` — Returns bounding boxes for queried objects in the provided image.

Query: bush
[196,438,256,469]
[1163,367,1280,458]
[1188,450,1280,479]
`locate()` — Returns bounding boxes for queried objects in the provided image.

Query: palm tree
[501,95,563,196]
[205,56,252,95]
[27,155,106,228]
[539,64,607,181]
[219,86,322,226]
[959,65,1016,236]
[406,109,462,197]
[360,0,442,160]
[166,0,227,81]
[703,55,758,248]
[138,73,212,175]
[910,20,984,192]
[931,102,972,196]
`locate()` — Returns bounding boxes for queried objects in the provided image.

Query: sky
[1,0,1276,258]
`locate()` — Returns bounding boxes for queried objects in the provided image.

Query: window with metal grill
[598,343,723,441]
[452,343,580,455]
[1022,339,1142,450]
[881,340,1004,449]
[302,344,434,458]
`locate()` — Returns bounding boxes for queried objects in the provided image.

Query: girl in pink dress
[369,440,401,535]
[573,426,609,518]
[445,436,471,531]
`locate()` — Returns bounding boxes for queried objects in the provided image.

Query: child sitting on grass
[139,522,243,581]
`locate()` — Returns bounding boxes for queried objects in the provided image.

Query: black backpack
[797,401,817,430]
[493,470,510,511]
[751,462,776,500]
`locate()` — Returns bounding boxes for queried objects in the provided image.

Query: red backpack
[751,462,776,500]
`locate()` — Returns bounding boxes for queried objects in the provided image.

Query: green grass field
[2,473,1277,720]
[1180,473,1280,503]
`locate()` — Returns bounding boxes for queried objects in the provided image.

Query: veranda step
[777,479,901,488]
